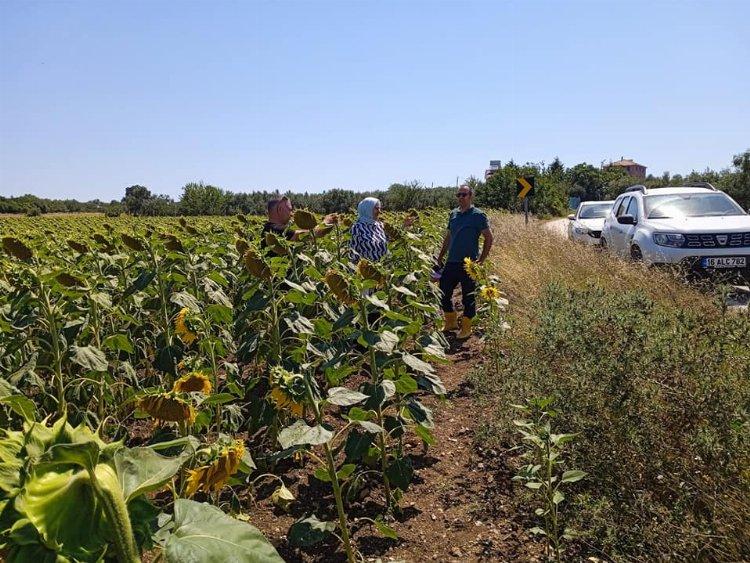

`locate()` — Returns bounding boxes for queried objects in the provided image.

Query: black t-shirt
[260,221,294,248]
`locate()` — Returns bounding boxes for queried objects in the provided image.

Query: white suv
[601,183,750,277]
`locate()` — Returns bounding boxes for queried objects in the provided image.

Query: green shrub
[474,282,750,560]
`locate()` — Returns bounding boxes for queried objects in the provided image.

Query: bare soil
[247,331,541,562]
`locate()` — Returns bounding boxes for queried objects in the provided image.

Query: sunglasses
[456,192,470,198]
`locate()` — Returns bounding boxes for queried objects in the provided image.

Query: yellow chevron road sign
[516,176,535,200]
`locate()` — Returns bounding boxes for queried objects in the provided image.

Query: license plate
[701,257,747,268]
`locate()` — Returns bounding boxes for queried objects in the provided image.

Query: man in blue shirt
[436,185,493,339]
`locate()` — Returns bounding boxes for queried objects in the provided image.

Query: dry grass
[489,212,717,318]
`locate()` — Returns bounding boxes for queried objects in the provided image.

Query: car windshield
[578,203,612,219]
[645,193,746,219]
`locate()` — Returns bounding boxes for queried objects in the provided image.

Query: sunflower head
[235,238,249,256]
[269,366,306,417]
[164,235,184,253]
[323,213,340,225]
[2,237,33,262]
[139,393,195,424]
[480,285,502,301]
[93,233,111,246]
[383,222,402,241]
[243,249,272,281]
[67,240,89,254]
[122,234,146,252]
[56,272,82,288]
[173,371,212,394]
[174,308,198,345]
[324,269,354,304]
[356,259,385,285]
[293,209,318,230]
[264,232,287,256]
[185,440,245,496]
[463,257,483,282]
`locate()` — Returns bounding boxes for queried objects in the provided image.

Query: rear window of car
[645,193,746,218]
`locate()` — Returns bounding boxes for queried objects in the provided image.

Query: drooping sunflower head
[463,257,483,282]
[323,213,340,225]
[56,272,82,288]
[121,234,146,252]
[235,238,249,256]
[173,371,212,394]
[93,233,111,246]
[67,240,89,254]
[383,222,402,241]
[243,249,272,281]
[324,269,354,304]
[185,440,246,496]
[293,209,318,230]
[139,393,195,424]
[2,237,33,262]
[269,366,306,417]
[174,308,198,345]
[163,235,184,253]
[264,232,287,256]
[356,259,385,285]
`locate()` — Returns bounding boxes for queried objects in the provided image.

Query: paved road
[545,218,750,310]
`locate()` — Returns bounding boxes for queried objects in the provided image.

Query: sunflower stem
[40,282,66,416]
[358,297,393,511]
[304,375,355,563]
[89,468,139,563]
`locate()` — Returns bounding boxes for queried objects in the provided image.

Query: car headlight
[573,226,590,235]
[653,233,685,247]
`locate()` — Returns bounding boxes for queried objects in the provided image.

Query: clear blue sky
[1,0,748,201]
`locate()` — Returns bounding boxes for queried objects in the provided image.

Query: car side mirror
[567,214,575,220]
[617,214,636,225]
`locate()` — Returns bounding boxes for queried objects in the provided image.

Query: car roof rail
[624,185,646,193]
[682,181,717,191]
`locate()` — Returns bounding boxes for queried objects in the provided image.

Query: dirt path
[382,336,537,562]
[247,331,539,562]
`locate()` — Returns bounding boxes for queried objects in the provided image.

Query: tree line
[2,149,748,217]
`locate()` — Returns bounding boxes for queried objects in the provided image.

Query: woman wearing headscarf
[350,197,387,262]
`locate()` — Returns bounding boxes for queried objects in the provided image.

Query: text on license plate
[701,257,747,268]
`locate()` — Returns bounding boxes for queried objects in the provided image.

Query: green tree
[725,149,750,210]
[122,185,153,216]
[180,182,230,215]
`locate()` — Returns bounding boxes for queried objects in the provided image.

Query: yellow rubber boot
[443,312,458,332]
[457,316,472,339]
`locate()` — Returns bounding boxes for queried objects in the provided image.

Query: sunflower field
[0,210,504,562]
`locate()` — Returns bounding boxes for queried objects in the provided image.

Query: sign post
[523,197,529,225]
[516,176,535,225]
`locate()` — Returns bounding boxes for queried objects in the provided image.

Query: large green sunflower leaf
[163,499,283,563]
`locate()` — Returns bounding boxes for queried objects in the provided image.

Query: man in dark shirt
[261,197,337,254]
[261,196,297,250]
[436,185,493,339]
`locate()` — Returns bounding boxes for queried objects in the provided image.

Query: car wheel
[630,245,643,261]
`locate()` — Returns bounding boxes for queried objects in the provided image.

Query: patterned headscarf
[356,197,381,225]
